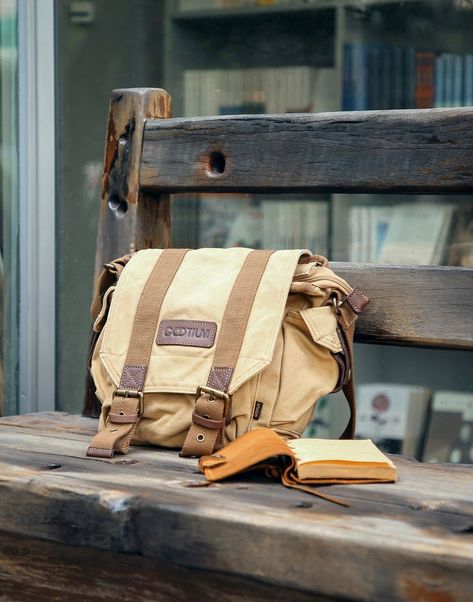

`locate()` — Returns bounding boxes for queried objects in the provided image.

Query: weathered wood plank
[0,413,472,602]
[0,532,322,602]
[140,109,473,193]
[96,88,172,274]
[333,263,473,349]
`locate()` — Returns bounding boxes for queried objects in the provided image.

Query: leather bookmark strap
[87,249,188,458]
[181,250,274,457]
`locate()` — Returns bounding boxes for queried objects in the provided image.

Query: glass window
[56,0,473,463]
[0,0,18,416]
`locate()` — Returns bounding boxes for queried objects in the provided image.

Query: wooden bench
[0,88,472,601]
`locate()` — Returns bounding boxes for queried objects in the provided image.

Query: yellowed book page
[288,438,396,467]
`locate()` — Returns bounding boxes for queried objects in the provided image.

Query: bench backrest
[95,88,473,351]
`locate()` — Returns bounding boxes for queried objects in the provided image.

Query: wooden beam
[334,263,473,349]
[140,108,473,193]
[0,413,472,602]
[96,88,172,275]
[0,531,321,602]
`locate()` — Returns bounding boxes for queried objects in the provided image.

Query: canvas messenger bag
[86,247,369,459]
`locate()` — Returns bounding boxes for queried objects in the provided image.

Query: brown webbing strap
[87,249,188,458]
[338,288,369,439]
[181,250,274,457]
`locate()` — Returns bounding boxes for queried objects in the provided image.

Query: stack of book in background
[343,43,415,110]
[183,67,338,116]
[304,384,473,465]
[343,43,473,110]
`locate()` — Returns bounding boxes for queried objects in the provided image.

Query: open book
[199,428,397,506]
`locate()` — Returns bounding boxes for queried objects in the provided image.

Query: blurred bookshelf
[164,0,473,267]
[162,0,473,460]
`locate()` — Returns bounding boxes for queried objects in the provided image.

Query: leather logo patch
[157,320,217,348]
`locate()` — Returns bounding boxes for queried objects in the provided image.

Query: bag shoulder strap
[180,250,274,457]
[337,287,370,439]
[87,249,189,458]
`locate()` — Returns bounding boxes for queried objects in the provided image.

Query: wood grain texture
[333,263,473,349]
[0,413,472,602]
[0,532,323,602]
[140,109,473,193]
[96,88,172,275]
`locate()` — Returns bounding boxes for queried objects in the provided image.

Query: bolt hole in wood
[108,194,128,218]
[207,151,226,176]
[294,501,313,509]
[43,463,62,470]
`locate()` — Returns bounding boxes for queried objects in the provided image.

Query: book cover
[342,42,353,111]
[378,203,456,265]
[423,391,473,464]
[415,50,436,109]
[464,54,473,106]
[453,53,464,107]
[435,54,445,108]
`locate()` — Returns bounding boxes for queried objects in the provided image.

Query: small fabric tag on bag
[156,320,217,348]
[253,401,264,420]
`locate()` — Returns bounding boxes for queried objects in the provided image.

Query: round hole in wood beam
[208,151,226,176]
[108,194,128,218]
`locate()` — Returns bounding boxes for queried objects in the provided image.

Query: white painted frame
[17,0,55,413]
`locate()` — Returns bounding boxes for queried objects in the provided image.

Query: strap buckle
[195,385,231,418]
[112,388,144,416]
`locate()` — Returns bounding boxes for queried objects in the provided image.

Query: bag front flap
[99,247,308,394]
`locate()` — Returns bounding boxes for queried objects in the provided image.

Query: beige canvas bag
[86,248,369,459]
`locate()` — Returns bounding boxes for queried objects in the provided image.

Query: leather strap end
[344,287,370,315]
[192,411,226,430]
[86,446,114,458]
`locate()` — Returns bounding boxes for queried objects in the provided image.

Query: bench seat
[0,411,471,601]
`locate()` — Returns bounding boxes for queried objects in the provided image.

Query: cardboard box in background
[355,383,431,458]
[423,391,473,464]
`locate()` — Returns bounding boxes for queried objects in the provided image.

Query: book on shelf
[262,198,328,254]
[343,42,415,110]
[349,205,392,263]
[200,428,397,502]
[183,66,338,117]
[415,50,436,109]
[378,203,456,265]
[423,391,473,464]
[343,43,473,110]
[356,383,431,459]
[435,52,473,107]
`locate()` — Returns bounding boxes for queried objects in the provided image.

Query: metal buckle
[195,385,231,417]
[112,389,144,416]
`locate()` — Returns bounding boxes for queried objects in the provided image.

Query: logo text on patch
[157,320,217,348]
